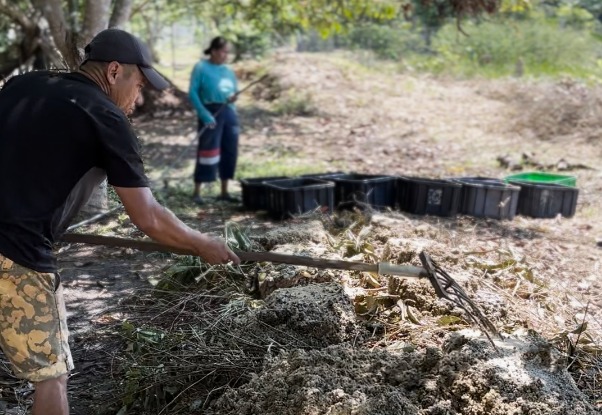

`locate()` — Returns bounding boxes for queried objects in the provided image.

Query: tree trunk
[422,26,433,48]
[30,0,79,67]
[79,0,112,49]
[78,0,114,215]
[0,1,63,76]
[142,14,162,62]
[29,0,113,214]
[109,0,134,29]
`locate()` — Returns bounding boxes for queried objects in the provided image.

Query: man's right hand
[195,235,240,265]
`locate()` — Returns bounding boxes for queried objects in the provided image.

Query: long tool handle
[235,74,269,97]
[60,233,427,279]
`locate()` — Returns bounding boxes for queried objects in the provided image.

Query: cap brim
[139,66,169,90]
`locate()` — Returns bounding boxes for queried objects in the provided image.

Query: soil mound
[208,331,598,415]
[254,282,361,348]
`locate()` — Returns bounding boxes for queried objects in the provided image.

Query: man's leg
[33,374,69,415]
[0,257,74,414]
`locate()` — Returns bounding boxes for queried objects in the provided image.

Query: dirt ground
[1,52,600,414]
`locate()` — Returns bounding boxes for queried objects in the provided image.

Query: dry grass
[490,79,602,141]
[108,270,313,414]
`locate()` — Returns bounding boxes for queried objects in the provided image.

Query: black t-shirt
[0,71,149,272]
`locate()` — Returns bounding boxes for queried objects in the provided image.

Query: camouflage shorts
[0,254,74,382]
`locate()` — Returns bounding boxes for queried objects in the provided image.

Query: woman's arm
[227,67,239,103]
[188,62,215,125]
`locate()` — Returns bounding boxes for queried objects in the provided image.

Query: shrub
[272,89,317,117]
[345,23,427,59]
[432,18,602,77]
[491,78,602,140]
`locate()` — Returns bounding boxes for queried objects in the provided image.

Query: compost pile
[185,214,599,415]
[209,332,593,415]
[189,216,598,415]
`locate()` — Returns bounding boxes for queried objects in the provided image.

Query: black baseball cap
[83,28,169,90]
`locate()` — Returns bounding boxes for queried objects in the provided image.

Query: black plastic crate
[329,174,396,210]
[508,181,578,218]
[452,176,506,186]
[240,176,289,210]
[397,177,461,217]
[454,177,520,220]
[301,171,346,180]
[264,178,335,219]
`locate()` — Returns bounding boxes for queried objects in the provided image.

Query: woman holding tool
[189,36,240,205]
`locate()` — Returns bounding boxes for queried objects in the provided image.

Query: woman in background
[188,36,239,205]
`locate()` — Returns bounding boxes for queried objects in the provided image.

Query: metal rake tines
[419,251,501,344]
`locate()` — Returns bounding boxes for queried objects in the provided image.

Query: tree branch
[130,0,154,18]
[30,0,67,55]
[0,0,34,29]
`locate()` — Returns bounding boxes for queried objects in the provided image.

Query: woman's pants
[194,104,239,184]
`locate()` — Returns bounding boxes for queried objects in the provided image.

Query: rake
[60,233,501,345]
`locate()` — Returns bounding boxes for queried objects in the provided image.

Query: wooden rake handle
[60,233,428,279]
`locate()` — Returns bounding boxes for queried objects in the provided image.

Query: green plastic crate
[504,172,576,187]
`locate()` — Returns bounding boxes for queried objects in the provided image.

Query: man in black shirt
[0,29,239,415]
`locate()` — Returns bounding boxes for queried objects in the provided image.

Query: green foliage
[556,3,596,30]
[411,0,453,29]
[219,21,272,60]
[560,0,602,22]
[345,23,427,59]
[500,0,533,16]
[236,152,323,179]
[327,2,602,81]
[413,17,602,78]
[174,0,400,43]
[322,4,602,81]
[232,0,399,37]
[148,0,402,66]
[155,255,203,290]
[224,222,254,251]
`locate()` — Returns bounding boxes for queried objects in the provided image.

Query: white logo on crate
[540,189,550,205]
[428,189,443,206]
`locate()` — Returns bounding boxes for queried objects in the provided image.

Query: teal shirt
[188,59,238,124]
